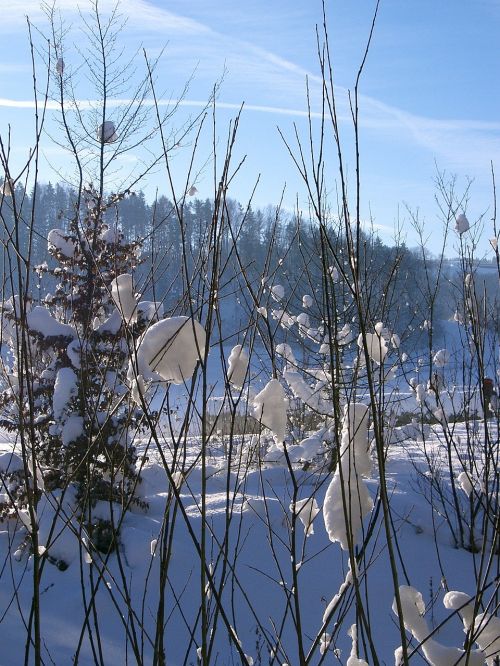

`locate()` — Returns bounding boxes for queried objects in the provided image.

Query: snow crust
[0,416,497,664]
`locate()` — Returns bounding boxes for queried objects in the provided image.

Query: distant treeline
[1,181,498,342]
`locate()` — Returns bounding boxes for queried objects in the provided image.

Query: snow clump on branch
[48,229,77,259]
[323,403,373,550]
[110,274,138,325]
[393,585,485,666]
[444,590,500,665]
[129,316,206,385]
[227,345,249,389]
[358,325,388,364]
[252,379,287,443]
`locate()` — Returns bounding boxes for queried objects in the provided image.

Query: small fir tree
[0,186,149,555]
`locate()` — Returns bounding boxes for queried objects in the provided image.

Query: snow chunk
[137,301,163,324]
[276,343,297,365]
[284,369,332,415]
[347,624,368,666]
[287,431,326,463]
[252,379,287,442]
[27,306,76,339]
[393,586,485,666]
[110,274,138,325]
[455,213,470,234]
[457,471,474,497]
[323,566,353,624]
[99,224,121,244]
[319,632,332,656]
[1,178,14,196]
[433,349,450,367]
[444,590,500,664]
[62,415,84,446]
[337,323,353,345]
[329,266,339,282]
[48,229,76,258]
[131,375,146,406]
[97,120,118,143]
[290,497,319,536]
[227,345,249,389]
[131,316,205,384]
[38,491,79,569]
[391,333,400,349]
[271,284,285,301]
[66,340,81,369]
[302,294,313,308]
[323,404,373,549]
[96,309,122,335]
[443,591,475,630]
[358,331,388,364]
[271,309,294,328]
[53,367,78,420]
[296,312,310,328]
[471,614,500,664]
[0,452,24,475]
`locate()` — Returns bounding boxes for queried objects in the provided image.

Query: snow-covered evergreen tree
[0,186,149,554]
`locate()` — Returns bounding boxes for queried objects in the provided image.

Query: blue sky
[1,0,499,256]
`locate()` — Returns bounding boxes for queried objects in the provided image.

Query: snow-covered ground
[0,414,498,665]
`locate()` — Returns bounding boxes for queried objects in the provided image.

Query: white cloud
[0,0,212,34]
[0,94,498,170]
[1,0,498,177]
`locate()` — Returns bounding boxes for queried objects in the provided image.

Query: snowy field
[0,414,498,665]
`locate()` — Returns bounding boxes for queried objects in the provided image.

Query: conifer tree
[0,185,149,555]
